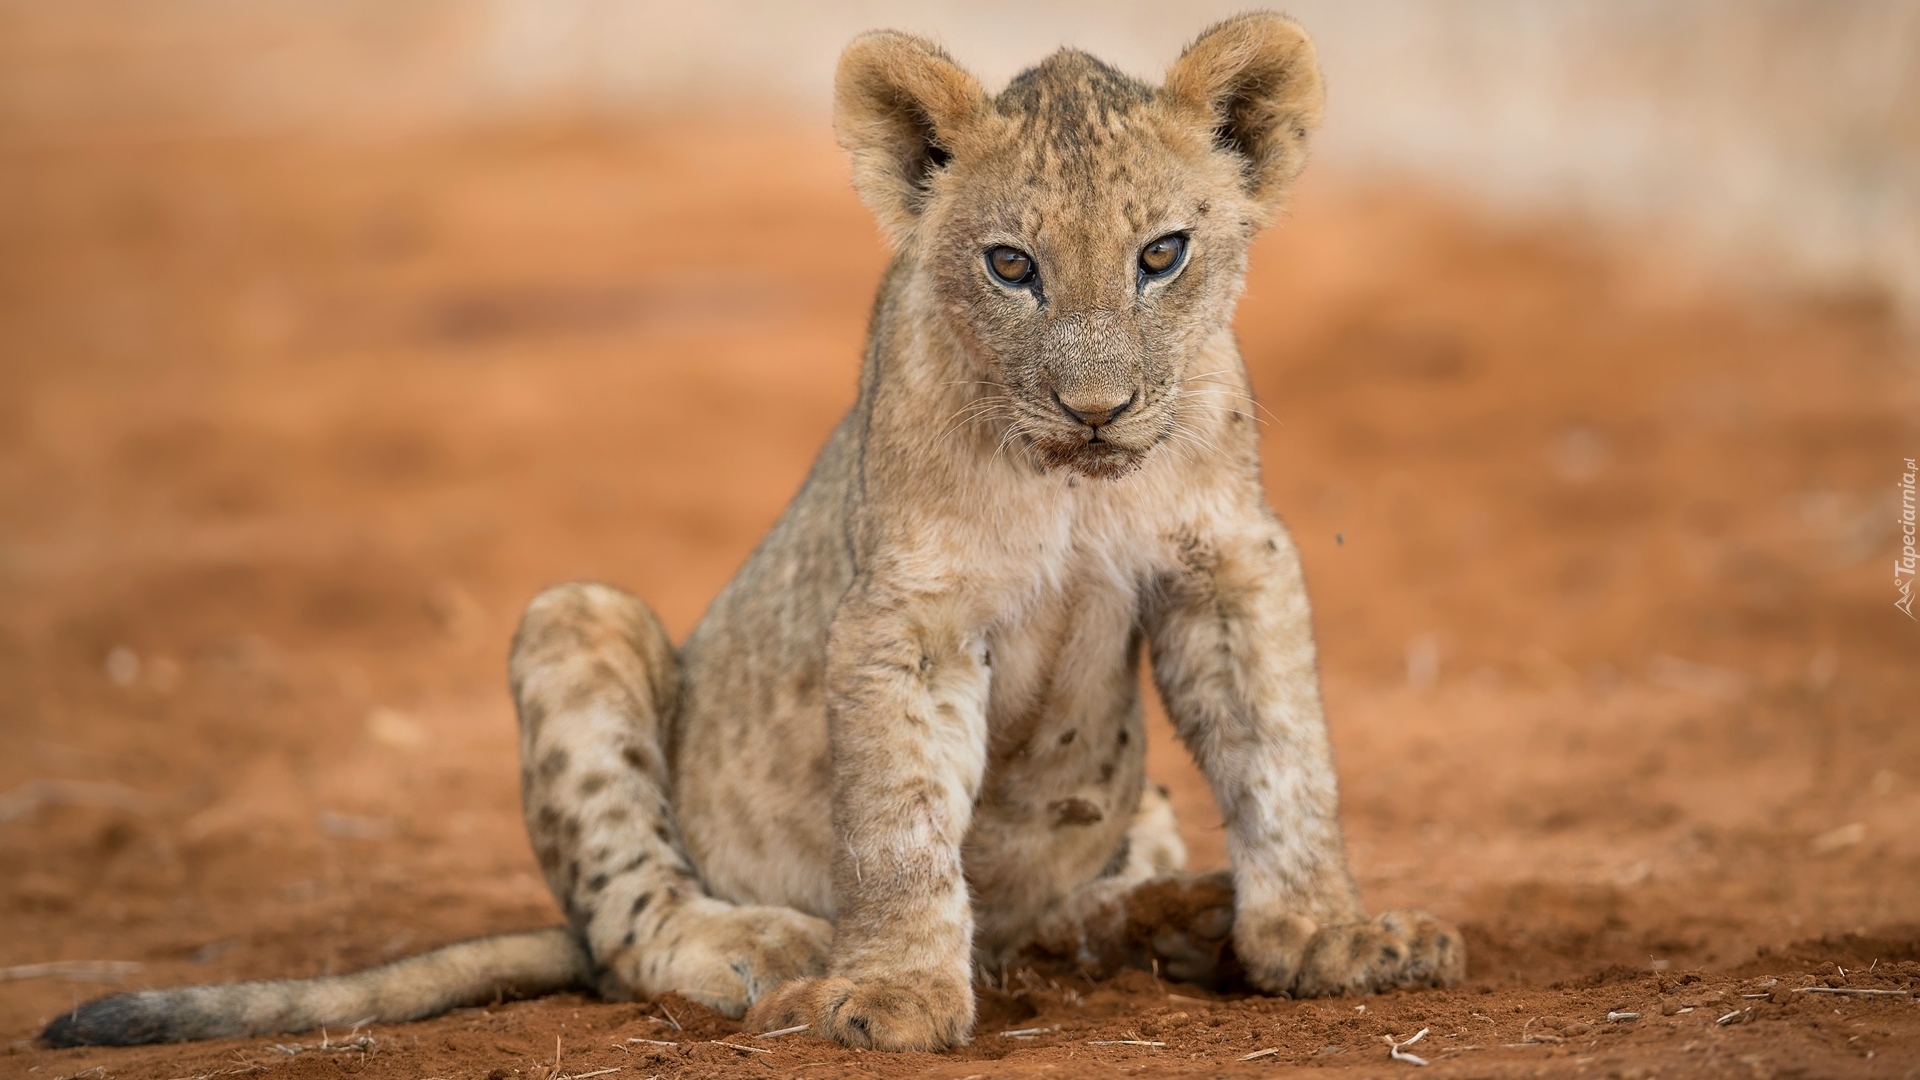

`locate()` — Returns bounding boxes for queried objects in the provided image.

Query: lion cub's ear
[834,31,990,245]
[1163,13,1325,219]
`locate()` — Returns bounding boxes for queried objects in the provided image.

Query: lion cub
[43,14,1462,1054]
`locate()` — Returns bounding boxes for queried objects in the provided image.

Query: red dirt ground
[2,118,1917,1079]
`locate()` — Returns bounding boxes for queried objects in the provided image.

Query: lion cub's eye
[1139,233,1187,277]
[986,246,1036,286]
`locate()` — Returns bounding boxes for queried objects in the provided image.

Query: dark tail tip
[41,992,176,1047]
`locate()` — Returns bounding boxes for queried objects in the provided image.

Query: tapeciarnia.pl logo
[1898,457,1917,620]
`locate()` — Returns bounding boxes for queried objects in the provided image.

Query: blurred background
[5,1,1917,317]
[2,3,1917,1075]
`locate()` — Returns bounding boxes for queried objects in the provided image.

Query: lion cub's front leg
[1149,519,1465,996]
[744,591,990,1051]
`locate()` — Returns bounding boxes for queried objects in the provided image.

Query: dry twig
[157,1063,267,1080]
[0,960,143,983]
[1517,1018,1562,1045]
[1385,1028,1430,1067]
[754,1024,808,1039]
[270,1032,375,1056]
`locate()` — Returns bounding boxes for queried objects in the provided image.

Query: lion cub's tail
[40,928,590,1047]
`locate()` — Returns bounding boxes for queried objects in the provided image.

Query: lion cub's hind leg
[511,583,832,1017]
[1024,785,1239,987]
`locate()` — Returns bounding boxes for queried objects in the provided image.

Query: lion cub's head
[834,14,1323,479]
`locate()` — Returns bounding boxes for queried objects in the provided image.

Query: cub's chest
[978,521,1162,739]
[967,531,1154,894]
[966,471,1187,672]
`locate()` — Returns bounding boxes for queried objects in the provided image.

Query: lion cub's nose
[1054,391,1137,429]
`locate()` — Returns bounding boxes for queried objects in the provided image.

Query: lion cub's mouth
[1030,431,1154,480]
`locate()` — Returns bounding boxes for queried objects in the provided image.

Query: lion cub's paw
[613,901,832,1018]
[1128,871,1237,986]
[1289,910,1465,997]
[745,975,972,1051]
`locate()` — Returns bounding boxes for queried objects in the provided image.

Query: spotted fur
[42,14,1463,1053]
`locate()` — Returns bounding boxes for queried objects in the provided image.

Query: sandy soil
[2,118,1917,1079]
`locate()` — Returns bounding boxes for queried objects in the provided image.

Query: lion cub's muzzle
[1030,385,1164,479]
